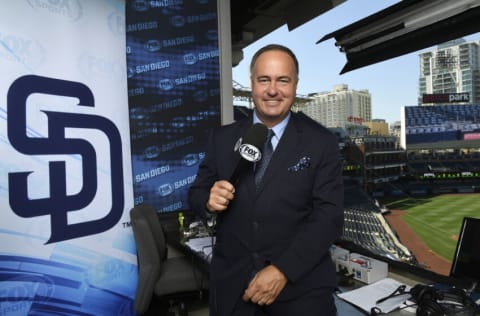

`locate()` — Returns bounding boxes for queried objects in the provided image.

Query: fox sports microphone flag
[0,1,137,315]
[230,123,268,183]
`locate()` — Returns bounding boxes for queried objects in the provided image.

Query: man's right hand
[206,180,235,213]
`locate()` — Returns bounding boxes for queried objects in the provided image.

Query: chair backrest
[130,203,167,314]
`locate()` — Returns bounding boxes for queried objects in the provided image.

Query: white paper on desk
[337,278,411,314]
[201,245,213,258]
[376,293,412,313]
[185,236,215,258]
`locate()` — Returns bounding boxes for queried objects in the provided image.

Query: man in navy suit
[189,44,344,316]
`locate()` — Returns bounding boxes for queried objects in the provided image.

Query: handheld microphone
[229,123,268,184]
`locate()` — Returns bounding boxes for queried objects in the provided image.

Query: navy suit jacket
[189,111,344,316]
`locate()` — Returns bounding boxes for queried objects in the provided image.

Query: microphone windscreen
[243,123,268,150]
[229,123,268,183]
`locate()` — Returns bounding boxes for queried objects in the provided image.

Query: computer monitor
[449,216,480,292]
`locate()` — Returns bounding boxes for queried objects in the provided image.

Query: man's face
[250,50,298,128]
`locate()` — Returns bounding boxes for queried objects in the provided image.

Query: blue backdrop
[126,0,221,214]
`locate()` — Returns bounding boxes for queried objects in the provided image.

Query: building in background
[300,84,372,132]
[343,135,406,195]
[390,121,402,138]
[419,38,480,105]
[363,119,389,136]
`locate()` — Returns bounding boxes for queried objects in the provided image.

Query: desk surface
[335,277,416,315]
[166,229,420,315]
[334,296,414,316]
[165,225,480,316]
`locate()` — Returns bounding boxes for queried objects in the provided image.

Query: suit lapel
[255,114,303,194]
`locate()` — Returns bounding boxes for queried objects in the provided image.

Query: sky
[232,0,480,125]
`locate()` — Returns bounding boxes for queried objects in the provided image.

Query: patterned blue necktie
[255,129,274,188]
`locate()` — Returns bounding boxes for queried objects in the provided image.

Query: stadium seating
[342,184,415,264]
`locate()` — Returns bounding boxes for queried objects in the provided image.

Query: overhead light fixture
[317,0,480,74]
[404,0,479,29]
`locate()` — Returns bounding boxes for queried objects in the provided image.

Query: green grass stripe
[403,214,458,260]
[384,194,480,262]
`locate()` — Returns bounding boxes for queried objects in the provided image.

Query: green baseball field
[383,193,480,262]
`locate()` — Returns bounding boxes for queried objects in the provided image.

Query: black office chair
[130,204,208,315]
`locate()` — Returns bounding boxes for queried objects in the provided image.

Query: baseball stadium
[339,103,480,285]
